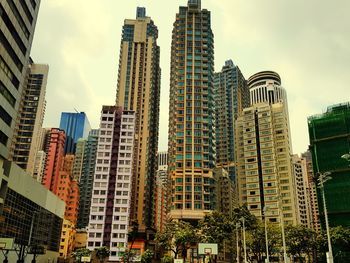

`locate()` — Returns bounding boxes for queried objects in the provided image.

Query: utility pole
[318,172,333,263]
[263,207,270,263]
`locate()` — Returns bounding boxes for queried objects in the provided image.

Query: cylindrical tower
[248,71,287,106]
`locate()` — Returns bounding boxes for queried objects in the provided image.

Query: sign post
[81,256,91,262]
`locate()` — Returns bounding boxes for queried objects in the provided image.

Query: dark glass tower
[168,0,215,220]
[59,112,91,154]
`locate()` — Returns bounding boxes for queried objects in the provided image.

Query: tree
[200,211,234,244]
[120,249,137,263]
[95,246,110,263]
[231,204,258,230]
[155,219,199,259]
[246,221,281,262]
[285,225,317,262]
[71,248,91,263]
[141,249,154,263]
[317,226,350,261]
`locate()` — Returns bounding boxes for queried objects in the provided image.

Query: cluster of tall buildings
[1,0,349,262]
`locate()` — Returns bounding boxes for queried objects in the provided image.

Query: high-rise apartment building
[59,112,91,154]
[155,151,168,232]
[301,150,320,232]
[236,71,297,225]
[0,0,41,214]
[87,106,135,261]
[72,138,86,181]
[11,62,48,175]
[115,7,160,231]
[214,167,236,216]
[214,60,249,181]
[292,154,312,228]
[308,102,350,227]
[42,128,66,194]
[77,129,99,229]
[168,0,215,220]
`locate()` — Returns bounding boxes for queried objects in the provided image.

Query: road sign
[81,256,91,262]
[0,238,14,250]
[28,245,46,255]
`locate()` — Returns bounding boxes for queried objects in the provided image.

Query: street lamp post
[278,195,288,263]
[263,207,270,263]
[236,223,240,263]
[239,218,247,263]
[317,172,333,263]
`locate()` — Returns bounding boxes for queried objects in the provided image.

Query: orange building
[66,179,79,225]
[42,128,66,194]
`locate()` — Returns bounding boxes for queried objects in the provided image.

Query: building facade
[214,60,249,181]
[59,112,91,154]
[155,151,168,232]
[236,71,297,225]
[0,0,41,214]
[72,138,86,182]
[77,129,99,229]
[168,0,216,220]
[42,128,66,194]
[0,161,64,262]
[292,154,312,228]
[11,62,48,175]
[87,106,135,261]
[301,150,320,232]
[308,102,350,227]
[115,7,161,232]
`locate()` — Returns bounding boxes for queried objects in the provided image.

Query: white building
[87,106,135,261]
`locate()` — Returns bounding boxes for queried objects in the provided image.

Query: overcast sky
[31,0,350,154]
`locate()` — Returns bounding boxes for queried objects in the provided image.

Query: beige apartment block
[236,71,297,226]
[115,8,160,231]
[168,0,216,221]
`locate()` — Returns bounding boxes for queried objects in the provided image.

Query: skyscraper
[87,106,135,261]
[155,151,168,232]
[168,0,215,220]
[214,60,249,181]
[11,62,48,175]
[42,128,66,194]
[301,150,321,232]
[115,7,161,232]
[77,129,99,229]
[59,112,91,154]
[0,0,42,213]
[292,154,312,228]
[236,71,297,225]
[308,102,350,227]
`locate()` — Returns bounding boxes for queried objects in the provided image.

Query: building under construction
[308,102,350,227]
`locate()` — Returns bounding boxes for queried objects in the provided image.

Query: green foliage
[120,249,137,263]
[95,246,110,263]
[231,204,258,230]
[285,225,317,258]
[161,255,173,263]
[155,219,199,259]
[71,248,91,262]
[246,221,281,261]
[200,210,233,244]
[141,249,154,263]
